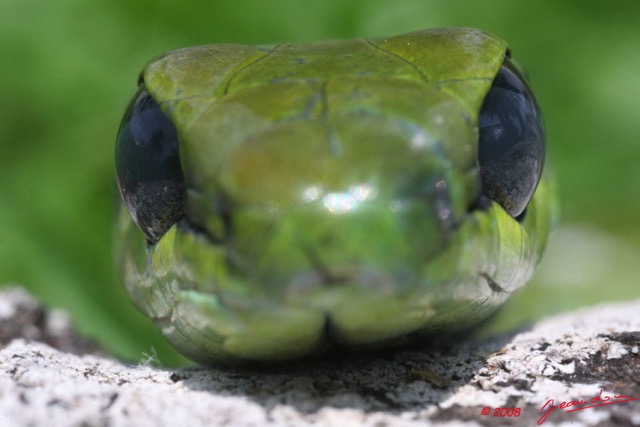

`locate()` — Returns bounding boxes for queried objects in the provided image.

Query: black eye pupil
[478,59,545,219]
[115,88,185,243]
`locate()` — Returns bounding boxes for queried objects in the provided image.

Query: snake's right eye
[115,87,185,244]
[477,59,545,220]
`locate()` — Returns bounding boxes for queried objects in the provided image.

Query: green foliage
[1,0,639,365]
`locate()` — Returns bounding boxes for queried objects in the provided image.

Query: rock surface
[0,286,638,427]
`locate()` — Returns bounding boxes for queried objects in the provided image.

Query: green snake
[114,28,555,365]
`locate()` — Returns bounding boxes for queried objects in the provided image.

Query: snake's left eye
[116,87,185,243]
[478,59,545,219]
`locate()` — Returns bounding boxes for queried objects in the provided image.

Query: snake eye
[115,87,185,243]
[478,59,545,219]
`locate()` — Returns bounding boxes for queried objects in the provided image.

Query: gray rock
[0,286,638,427]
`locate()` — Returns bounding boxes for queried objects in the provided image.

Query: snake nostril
[184,188,236,244]
[468,194,493,213]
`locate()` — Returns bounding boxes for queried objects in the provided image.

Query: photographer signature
[538,388,637,424]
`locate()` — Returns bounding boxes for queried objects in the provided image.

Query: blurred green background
[2,0,639,366]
